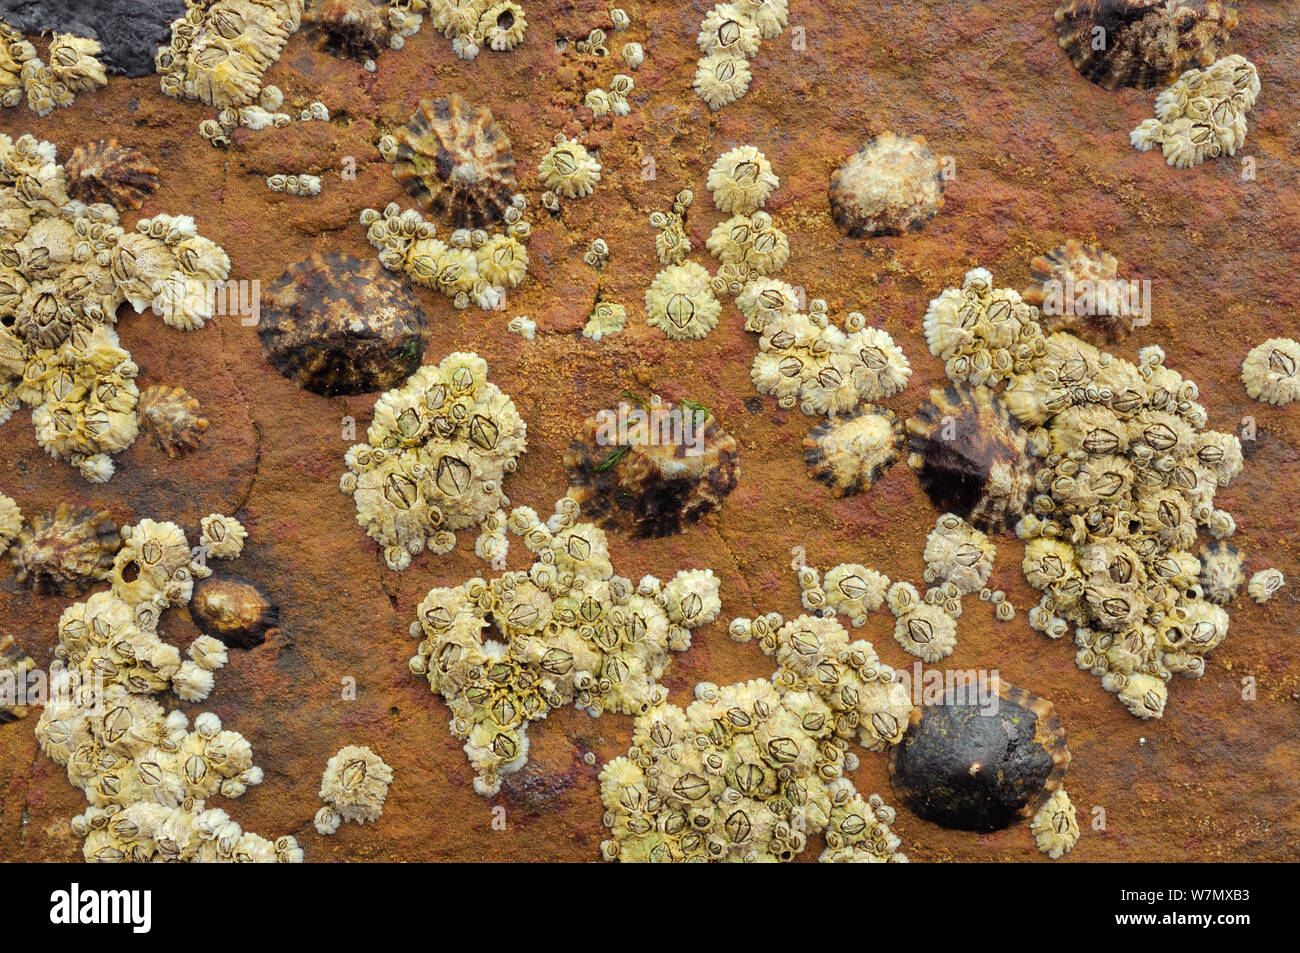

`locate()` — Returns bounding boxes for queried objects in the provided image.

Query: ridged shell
[65,140,160,210]
[1023,240,1134,345]
[11,503,120,597]
[258,253,429,396]
[190,573,279,648]
[390,94,518,229]
[563,400,740,538]
[0,634,35,722]
[304,0,390,59]
[829,133,945,237]
[803,405,904,497]
[906,385,1035,533]
[1054,1,1239,90]
[137,385,209,457]
[889,678,1070,832]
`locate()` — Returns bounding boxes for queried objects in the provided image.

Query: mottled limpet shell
[889,678,1070,832]
[64,140,160,210]
[564,399,740,538]
[390,94,518,228]
[136,385,209,457]
[906,386,1035,534]
[803,405,904,498]
[1198,540,1243,604]
[1022,240,1133,345]
[11,503,120,597]
[189,573,279,649]
[304,0,391,59]
[258,253,429,397]
[829,133,945,237]
[1054,0,1238,89]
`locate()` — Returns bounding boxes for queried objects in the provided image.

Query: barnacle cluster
[314,745,393,834]
[829,133,946,237]
[1130,55,1259,169]
[706,210,790,286]
[933,270,1250,717]
[360,197,532,311]
[1240,337,1300,406]
[748,294,911,417]
[409,500,722,795]
[586,73,635,118]
[339,351,527,571]
[1054,0,1239,90]
[1022,240,1134,346]
[32,517,302,862]
[564,396,740,538]
[265,172,322,196]
[599,608,910,863]
[0,133,231,481]
[1031,788,1079,859]
[11,503,120,596]
[692,0,788,110]
[136,385,209,457]
[425,0,527,61]
[648,189,694,267]
[157,0,304,108]
[0,20,108,116]
[803,405,904,497]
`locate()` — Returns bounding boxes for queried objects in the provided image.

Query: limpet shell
[65,140,160,211]
[829,133,945,237]
[11,503,120,597]
[803,405,904,498]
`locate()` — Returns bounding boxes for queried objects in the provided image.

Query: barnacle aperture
[258,253,429,397]
[906,385,1035,533]
[11,503,120,597]
[389,93,518,229]
[804,404,904,497]
[564,399,740,538]
[889,679,1070,832]
[1053,0,1239,90]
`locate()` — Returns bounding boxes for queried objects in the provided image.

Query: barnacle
[751,308,911,416]
[390,95,518,228]
[830,133,946,237]
[1240,337,1300,406]
[1247,568,1284,604]
[693,51,751,110]
[265,173,322,196]
[582,301,626,341]
[1031,788,1080,859]
[410,504,720,795]
[893,602,958,662]
[803,405,904,497]
[258,253,429,396]
[136,385,209,457]
[706,211,789,274]
[11,503,120,597]
[690,0,782,111]
[478,3,526,52]
[1198,541,1243,604]
[889,678,1070,831]
[537,135,601,199]
[47,34,108,94]
[821,564,890,626]
[111,519,193,608]
[645,262,722,340]
[621,42,644,69]
[906,385,1035,533]
[563,397,740,538]
[64,141,159,210]
[0,490,20,557]
[706,145,779,214]
[0,635,35,722]
[1022,240,1136,345]
[923,514,995,594]
[317,745,393,829]
[200,514,247,560]
[649,189,693,266]
[1054,0,1239,89]
[341,352,527,570]
[1130,55,1258,168]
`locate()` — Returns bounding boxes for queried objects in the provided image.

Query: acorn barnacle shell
[645,262,722,340]
[889,678,1070,832]
[0,492,20,557]
[829,132,945,237]
[136,385,209,458]
[564,399,740,538]
[1022,240,1134,346]
[11,503,121,597]
[803,404,904,498]
[1054,0,1239,90]
[389,94,519,229]
[1240,337,1300,406]
[318,744,393,828]
[906,385,1035,534]
[258,253,429,397]
[64,140,160,211]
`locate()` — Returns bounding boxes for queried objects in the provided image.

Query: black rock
[0,0,187,77]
